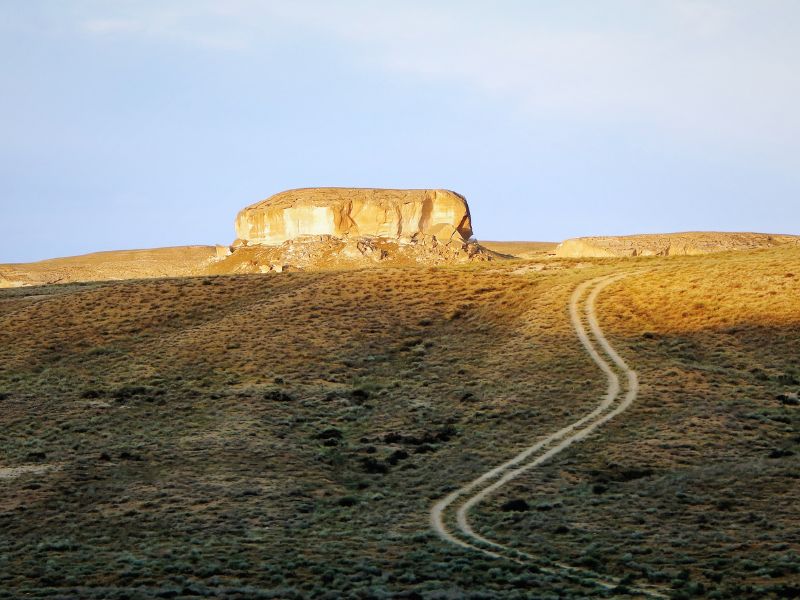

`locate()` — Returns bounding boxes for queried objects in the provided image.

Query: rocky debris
[234,188,473,246]
[556,232,800,258]
[214,245,232,258]
[0,276,25,289]
[211,233,494,274]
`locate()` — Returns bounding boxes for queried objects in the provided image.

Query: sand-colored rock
[234,188,473,246]
[556,232,800,258]
[208,234,495,275]
[0,189,486,286]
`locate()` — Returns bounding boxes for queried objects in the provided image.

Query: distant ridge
[556,232,800,258]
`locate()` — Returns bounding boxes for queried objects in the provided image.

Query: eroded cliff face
[234,188,473,246]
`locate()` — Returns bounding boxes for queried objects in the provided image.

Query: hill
[478,240,558,259]
[556,231,800,258]
[0,188,496,288]
[0,246,226,288]
[1,246,798,598]
[5,231,795,288]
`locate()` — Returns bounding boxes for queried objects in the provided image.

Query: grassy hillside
[477,241,558,258]
[0,246,221,288]
[0,248,798,598]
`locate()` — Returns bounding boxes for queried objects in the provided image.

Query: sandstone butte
[233,188,474,246]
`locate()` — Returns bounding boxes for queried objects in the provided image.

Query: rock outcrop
[556,232,800,258]
[0,189,490,286]
[209,233,494,275]
[234,188,473,246]
[220,187,491,270]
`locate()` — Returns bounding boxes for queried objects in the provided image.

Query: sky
[1,0,799,263]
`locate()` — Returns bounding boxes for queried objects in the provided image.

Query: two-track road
[430,273,666,598]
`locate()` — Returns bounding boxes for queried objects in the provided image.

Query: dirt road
[430,274,665,597]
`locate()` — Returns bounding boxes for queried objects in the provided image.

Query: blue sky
[1,1,799,262]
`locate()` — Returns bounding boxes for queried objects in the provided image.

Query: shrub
[500,499,530,512]
[113,385,149,401]
[387,450,409,465]
[315,428,343,440]
[264,389,293,401]
[360,457,388,474]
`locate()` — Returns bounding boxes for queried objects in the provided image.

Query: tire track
[430,273,666,597]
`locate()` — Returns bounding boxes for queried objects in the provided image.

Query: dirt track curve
[430,273,667,598]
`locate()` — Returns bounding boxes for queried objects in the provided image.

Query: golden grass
[472,247,800,596]
[0,246,219,287]
[479,240,559,258]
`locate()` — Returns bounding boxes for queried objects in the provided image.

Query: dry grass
[0,247,798,598]
[472,247,800,598]
[0,246,219,287]
[479,240,558,259]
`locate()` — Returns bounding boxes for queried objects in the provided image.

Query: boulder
[234,188,473,246]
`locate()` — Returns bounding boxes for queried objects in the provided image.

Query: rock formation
[218,187,492,271]
[556,232,800,258]
[208,232,493,275]
[234,188,473,246]
[0,188,491,286]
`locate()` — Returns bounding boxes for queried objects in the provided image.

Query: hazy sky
[2,1,799,262]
